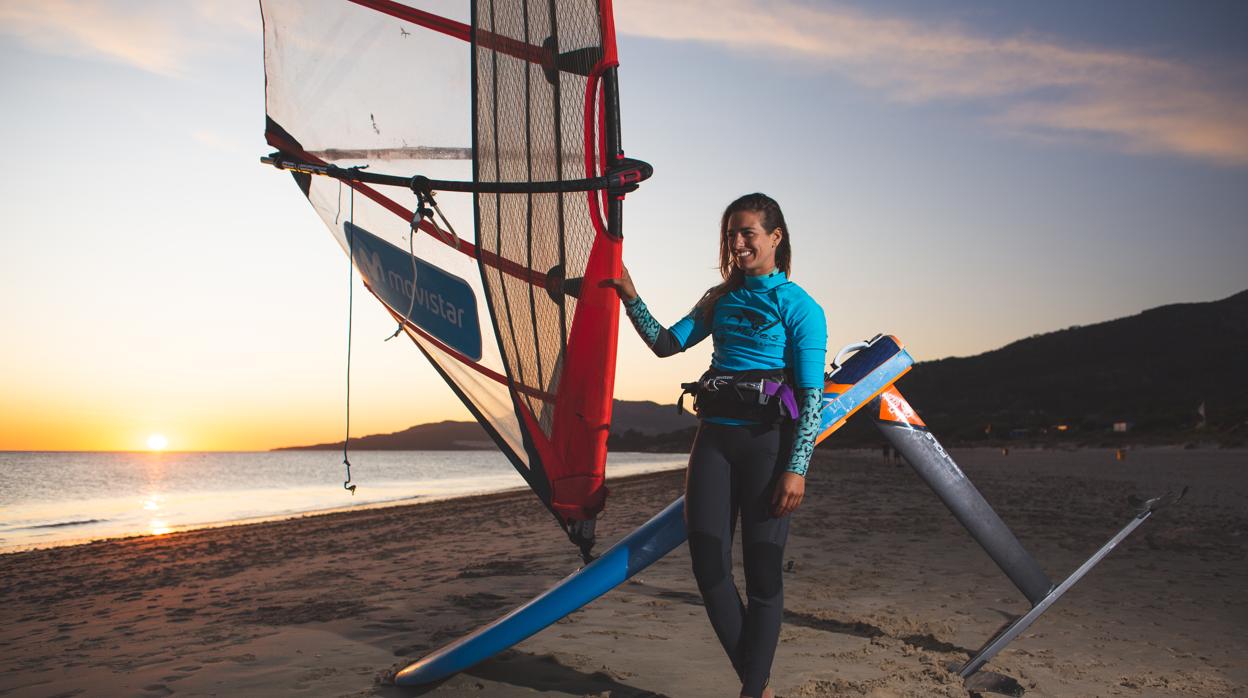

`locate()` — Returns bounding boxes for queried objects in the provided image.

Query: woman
[604,193,827,698]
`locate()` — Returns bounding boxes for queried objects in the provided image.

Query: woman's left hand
[599,264,638,301]
[771,471,805,518]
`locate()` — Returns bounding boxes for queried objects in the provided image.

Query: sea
[0,450,687,554]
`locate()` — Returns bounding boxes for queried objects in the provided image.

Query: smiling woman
[145,433,168,451]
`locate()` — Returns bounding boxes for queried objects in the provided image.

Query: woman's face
[725,210,782,276]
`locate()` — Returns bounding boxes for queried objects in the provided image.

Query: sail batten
[309,146,474,160]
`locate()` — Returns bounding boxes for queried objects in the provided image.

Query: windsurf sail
[260,0,651,556]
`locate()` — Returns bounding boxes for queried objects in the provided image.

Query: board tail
[870,386,1183,677]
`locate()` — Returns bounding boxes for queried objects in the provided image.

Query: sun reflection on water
[143,493,166,534]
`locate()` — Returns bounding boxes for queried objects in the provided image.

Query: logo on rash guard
[725,308,780,335]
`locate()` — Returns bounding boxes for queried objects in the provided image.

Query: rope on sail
[342,183,358,495]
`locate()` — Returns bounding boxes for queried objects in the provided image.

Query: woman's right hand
[600,264,638,302]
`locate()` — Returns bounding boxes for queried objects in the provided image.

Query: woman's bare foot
[738,687,774,698]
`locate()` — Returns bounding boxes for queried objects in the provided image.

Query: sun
[146,433,169,451]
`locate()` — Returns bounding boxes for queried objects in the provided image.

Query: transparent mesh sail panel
[474,0,604,435]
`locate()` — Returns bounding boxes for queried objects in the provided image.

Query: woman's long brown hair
[694,193,792,319]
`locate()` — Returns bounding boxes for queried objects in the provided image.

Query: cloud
[0,0,256,77]
[616,1,1248,166]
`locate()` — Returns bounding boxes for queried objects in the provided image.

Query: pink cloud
[0,0,256,77]
[616,0,1248,166]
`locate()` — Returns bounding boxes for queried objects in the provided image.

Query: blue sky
[1,0,1244,450]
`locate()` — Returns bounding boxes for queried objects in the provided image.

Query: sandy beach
[2,447,1244,697]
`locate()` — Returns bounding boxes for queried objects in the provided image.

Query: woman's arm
[623,296,684,357]
[603,265,706,358]
[772,387,819,517]
[786,387,821,477]
[773,291,828,517]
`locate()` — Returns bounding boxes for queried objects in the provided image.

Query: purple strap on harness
[761,380,799,420]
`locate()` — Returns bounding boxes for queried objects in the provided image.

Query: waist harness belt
[678,368,799,423]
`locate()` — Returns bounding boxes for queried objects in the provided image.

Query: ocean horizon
[0,450,687,554]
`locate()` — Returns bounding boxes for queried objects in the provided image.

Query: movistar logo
[357,248,466,330]
[342,222,481,360]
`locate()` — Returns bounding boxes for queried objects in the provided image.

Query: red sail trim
[346,0,469,40]
[514,392,607,522]
[599,0,619,64]
[597,75,610,220]
[584,0,620,235]
[539,30,621,522]
[378,297,557,403]
[346,0,546,65]
[582,69,607,239]
[545,207,620,522]
[265,127,548,289]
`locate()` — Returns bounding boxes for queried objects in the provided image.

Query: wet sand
[1,447,1244,697]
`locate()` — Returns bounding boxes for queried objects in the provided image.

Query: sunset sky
[1,0,1245,451]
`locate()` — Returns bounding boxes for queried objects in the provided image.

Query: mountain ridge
[276,289,1247,451]
[274,400,697,451]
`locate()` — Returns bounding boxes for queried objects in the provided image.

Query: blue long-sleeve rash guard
[624,270,827,475]
[671,271,826,389]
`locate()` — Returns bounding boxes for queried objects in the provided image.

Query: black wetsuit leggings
[686,421,792,697]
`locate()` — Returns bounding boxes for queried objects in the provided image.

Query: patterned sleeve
[785,286,827,475]
[623,296,685,357]
[785,386,822,476]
